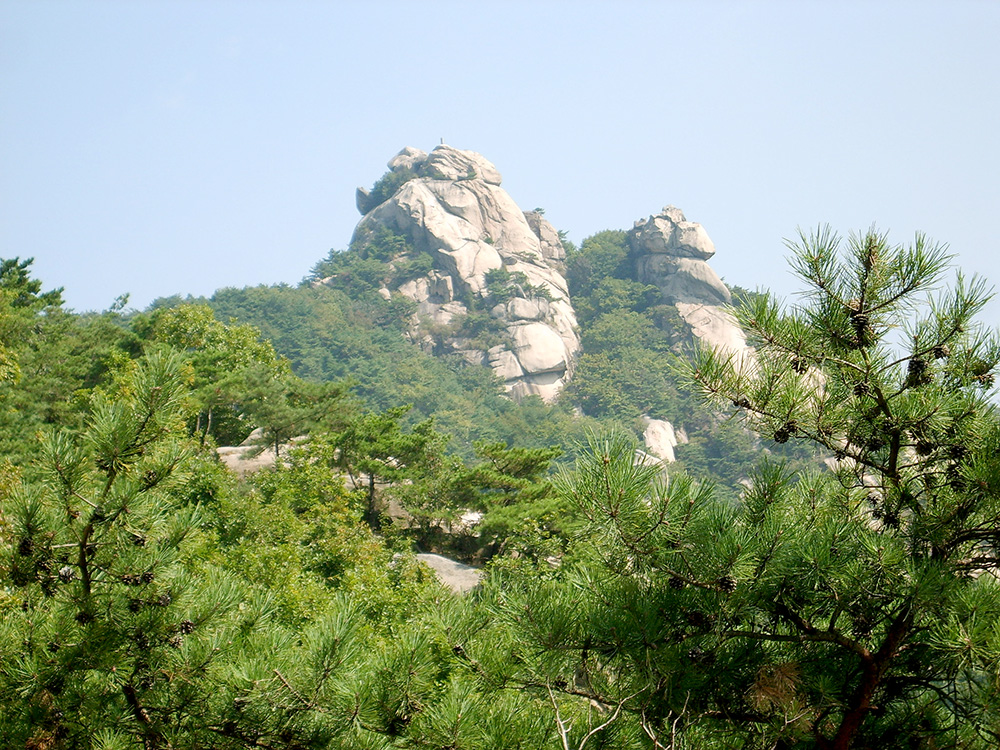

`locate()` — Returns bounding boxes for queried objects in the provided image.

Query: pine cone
[791,357,809,374]
[774,428,790,444]
[180,619,195,634]
[669,576,686,589]
[853,381,872,397]
[17,537,34,557]
[849,311,873,346]
[140,571,155,584]
[907,357,931,387]
[932,344,950,359]
[716,575,737,593]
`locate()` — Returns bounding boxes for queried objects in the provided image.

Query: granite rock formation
[348,145,580,402]
[629,206,748,356]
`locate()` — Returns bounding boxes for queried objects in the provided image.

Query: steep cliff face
[629,206,748,357]
[351,145,580,402]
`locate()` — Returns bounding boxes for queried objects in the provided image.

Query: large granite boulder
[629,206,747,357]
[349,145,580,402]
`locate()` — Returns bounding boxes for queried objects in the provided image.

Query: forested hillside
[4,202,1000,742]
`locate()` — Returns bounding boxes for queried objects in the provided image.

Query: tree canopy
[3,224,1000,749]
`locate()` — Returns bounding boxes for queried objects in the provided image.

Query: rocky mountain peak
[348,145,580,403]
[629,206,747,356]
[337,147,750,404]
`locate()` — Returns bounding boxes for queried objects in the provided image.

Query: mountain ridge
[326,144,747,403]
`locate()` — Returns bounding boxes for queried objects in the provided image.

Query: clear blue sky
[2,0,998,321]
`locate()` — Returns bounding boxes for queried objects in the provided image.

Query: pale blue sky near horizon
[2,0,998,322]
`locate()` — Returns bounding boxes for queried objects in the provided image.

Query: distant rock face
[642,416,682,463]
[415,553,482,594]
[350,145,580,402]
[629,206,747,357]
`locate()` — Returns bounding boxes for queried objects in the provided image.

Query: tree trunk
[365,474,381,531]
[829,604,913,749]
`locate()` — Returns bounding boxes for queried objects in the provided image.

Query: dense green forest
[3,225,1000,748]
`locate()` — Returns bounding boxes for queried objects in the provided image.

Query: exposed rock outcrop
[349,145,580,402]
[629,206,747,357]
[415,553,482,594]
[642,416,686,463]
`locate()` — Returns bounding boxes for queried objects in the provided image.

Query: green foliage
[391,249,435,285]
[360,167,418,215]
[566,348,684,422]
[0,352,261,747]
[9,218,1000,747]
[0,260,141,465]
[311,250,395,295]
[483,267,555,305]
[448,309,509,351]
[464,441,566,559]
[573,277,661,325]
[0,257,64,311]
[579,309,672,355]
[481,229,1000,748]
[144,303,289,446]
[565,229,630,298]
[352,224,415,263]
[326,406,448,529]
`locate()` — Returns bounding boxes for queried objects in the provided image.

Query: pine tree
[328,406,447,531]
[685,227,1000,747]
[0,352,285,748]
[480,229,1000,749]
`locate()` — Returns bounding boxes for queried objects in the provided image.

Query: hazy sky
[2,0,999,321]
